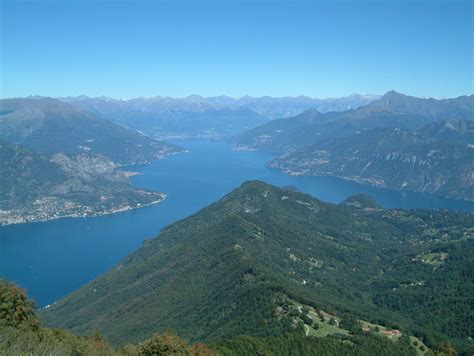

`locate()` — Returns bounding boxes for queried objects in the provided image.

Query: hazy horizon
[2,90,473,101]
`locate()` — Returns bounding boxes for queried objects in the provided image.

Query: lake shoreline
[273,167,474,204]
[0,195,165,228]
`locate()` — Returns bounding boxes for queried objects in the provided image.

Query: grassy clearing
[307,318,351,338]
[359,320,402,341]
[418,252,448,267]
[360,320,388,332]
[290,301,350,338]
[290,299,430,355]
[360,320,430,355]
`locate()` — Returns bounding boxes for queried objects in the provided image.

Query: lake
[0,138,472,307]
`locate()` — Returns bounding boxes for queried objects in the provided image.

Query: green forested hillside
[211,333,417,356]
[42,181,474,353]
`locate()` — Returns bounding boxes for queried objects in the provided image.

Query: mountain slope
[233,92,474,153]
[0,139,67,203]
[268,120,474,200]
[0,139,165,225]
[0,97,181,165]
[365,91,473,120]
[0,279,418,356]
[417,117,474,144]
[42,181,474,352]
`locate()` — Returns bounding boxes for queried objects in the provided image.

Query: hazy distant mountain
[232,108,433,154]
[60,96,268,139]
[365,90,473,120]
[233,91,474,153]
[269,119,474,200]
[43,181,473,353]
[233,109,332,153]
[0,97,181,165]
[60,94,379,139]
[205,93,381,118]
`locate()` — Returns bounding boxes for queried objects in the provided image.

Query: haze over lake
[1,139,472,307]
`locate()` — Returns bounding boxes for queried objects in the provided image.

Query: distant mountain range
[0,98,182,225]
[201,93,381,118]
[42,181,474,353]
[60,94,379,139]
[234,91,474,200]
[234,91,474,152]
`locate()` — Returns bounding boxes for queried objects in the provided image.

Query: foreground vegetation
[0,280,212,355]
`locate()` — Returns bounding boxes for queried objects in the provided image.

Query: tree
[0,280,39,330]
[189,343,214,356]
[340,314,359,333]
[138,333,190,355]
[435,341,456,356]
[300,314,313,326]
[317,310,324,320]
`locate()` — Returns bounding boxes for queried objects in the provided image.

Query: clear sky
[1,0,472,99]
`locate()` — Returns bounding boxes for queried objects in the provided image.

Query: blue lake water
[0,139,472,307]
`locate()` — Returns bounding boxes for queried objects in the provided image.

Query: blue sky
[1,0,472,98]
